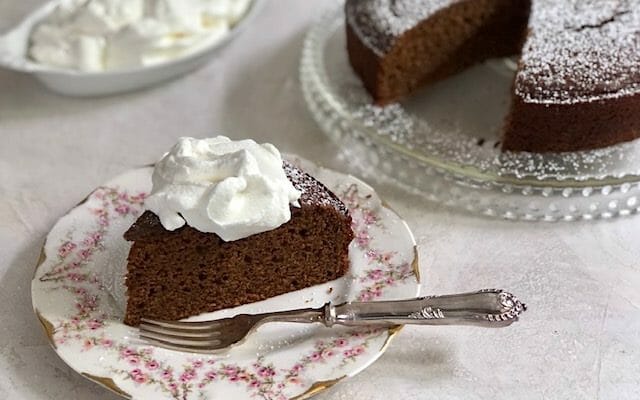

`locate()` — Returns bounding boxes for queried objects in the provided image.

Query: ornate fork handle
[327,289,526,328]
[258,289,525,328]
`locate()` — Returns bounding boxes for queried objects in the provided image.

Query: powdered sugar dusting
[345,0,461,56]
[352,98,640,180]
[515,0,640,104]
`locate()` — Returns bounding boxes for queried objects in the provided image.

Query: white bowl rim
[0,0,261,77]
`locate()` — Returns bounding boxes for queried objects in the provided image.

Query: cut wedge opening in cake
[346,0,531,105]
[122,137,354,326]
[346,0,640,153]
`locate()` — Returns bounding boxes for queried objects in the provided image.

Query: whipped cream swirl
[145,136,301,241]
[28,0,251,72]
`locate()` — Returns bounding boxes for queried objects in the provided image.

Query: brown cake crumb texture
[345,0,640,153]
[123,161,353,326]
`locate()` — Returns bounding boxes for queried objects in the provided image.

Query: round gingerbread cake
[346,0,640,153]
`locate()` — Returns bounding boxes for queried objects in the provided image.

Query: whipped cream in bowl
[0,0,259,96]
[146,136,302,241]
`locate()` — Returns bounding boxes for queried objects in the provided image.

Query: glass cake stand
[300,6,640,221]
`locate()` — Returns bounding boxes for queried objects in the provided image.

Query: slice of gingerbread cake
[123,137,353,326]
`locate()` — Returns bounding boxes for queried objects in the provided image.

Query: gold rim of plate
[31,167,421,400]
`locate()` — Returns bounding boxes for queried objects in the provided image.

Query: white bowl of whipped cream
[0,0,258,96]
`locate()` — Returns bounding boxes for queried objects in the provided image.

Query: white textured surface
[1,1,640,399]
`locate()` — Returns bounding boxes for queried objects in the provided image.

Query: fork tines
[139,318,224,353]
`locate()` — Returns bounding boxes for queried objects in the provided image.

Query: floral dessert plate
[31,155,420,400]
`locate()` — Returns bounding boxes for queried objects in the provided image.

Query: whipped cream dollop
[28,0,251,72]
[145,136,302,242]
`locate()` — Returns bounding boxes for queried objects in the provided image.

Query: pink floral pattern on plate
[32,159,419,400]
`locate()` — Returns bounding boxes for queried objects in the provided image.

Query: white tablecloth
[2,1,640,399]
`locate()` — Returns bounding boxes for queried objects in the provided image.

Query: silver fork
[139,289,525,353]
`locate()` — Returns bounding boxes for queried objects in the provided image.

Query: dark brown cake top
[282,161,349,215]
[125,161,349,241]
[516,0,640,104]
